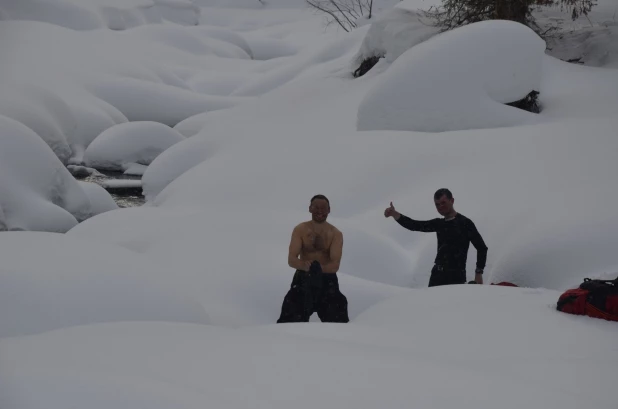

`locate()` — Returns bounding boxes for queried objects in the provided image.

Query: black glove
[309,261,323,274]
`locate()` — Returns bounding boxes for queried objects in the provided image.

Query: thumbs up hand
[384,202,400,219]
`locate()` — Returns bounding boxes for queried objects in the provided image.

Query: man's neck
[444,211,458,221]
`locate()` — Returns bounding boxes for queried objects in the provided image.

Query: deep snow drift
[0,285,616,409]
[1,0,617,408]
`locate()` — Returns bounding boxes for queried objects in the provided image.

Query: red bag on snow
[491,282,519,287]
[557,277,618,322]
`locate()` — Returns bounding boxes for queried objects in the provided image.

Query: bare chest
[301,229,333,253]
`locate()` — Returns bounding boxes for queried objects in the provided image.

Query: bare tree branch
[306,0,373,31]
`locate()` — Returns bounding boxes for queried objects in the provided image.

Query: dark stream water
[73,167,146,208]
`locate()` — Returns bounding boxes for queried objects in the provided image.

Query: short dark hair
[310,194,330,205]
[434,188,453,200]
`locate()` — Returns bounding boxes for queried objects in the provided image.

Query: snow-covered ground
[1,0,617,408]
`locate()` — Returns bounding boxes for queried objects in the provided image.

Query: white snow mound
[141,135,213,201]
[357,20,546,132]
[0,232,210,338]
[0,0,201,30]
[0,115,108,232]
[77,181,119,214]
[83,121,185,171]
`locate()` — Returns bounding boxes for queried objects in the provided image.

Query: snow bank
[1,287,616,409]
[534,0,618,69]
[65,93,129,165]
[100,179,143,189]
[0,0,201,30]
[83,121,185,171]
[189,26,254,59]
[230,34,361,96]
[0,0,105,30]
[1,2,618,408]
[123,162,149,175]
[67,206,406,325]
[545,23,618,69]
[242,35,299,60]
[354,8,440,65]
[127,57,618,293]
[0,20,252,166]
[88,78,244,126]
[0,85,76,164]
[173,111,212,136]
[187,73,247,96]
[78,181,119,214]
[0,232,209,338]
[141,133,216,201]
[126,24,251,59]
[357,20,546,132]
[0,115,108,232]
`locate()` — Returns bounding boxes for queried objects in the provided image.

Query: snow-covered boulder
[83,121,185,171]
[0,115,110,232]
[141,135,212,201]
[65,93,129,165]
[0,232,209,338]
[353,8,440,66]
[0,85,76,164]
[357,20,546,133]
[78,181,119,214]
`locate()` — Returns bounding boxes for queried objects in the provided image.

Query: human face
[434,194,454,216]
[310,199,330,223]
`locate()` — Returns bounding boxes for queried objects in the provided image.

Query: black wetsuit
[397,213,488,286]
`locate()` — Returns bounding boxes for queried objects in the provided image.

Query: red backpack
[557,277,618,322]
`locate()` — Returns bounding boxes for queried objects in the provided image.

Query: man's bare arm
[322,231,343,273]
[288,226,309,271]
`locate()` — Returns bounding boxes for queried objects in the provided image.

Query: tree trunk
[495,0,530,24]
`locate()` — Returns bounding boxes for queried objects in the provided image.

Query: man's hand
[384,202,400,219]
[475,273,483,284]
[300,260,312,272]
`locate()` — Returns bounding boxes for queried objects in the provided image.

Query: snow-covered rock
[77,181,119,214]
[122,162,149,176]
[0,85,76,164]
[141,134,213,201]
[0,115,104,232]
[83,121,185,171]
[357,20,546,132]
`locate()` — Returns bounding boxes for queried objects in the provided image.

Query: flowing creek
[74,169,146,208]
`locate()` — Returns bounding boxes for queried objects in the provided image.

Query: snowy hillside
[1,0,617,408]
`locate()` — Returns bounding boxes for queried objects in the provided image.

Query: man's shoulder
[455,213,472,222]
[293,222,310,232]
[329,223,343,237]
[455,213,478,227]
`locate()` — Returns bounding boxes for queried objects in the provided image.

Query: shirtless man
[276,195,349,323]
